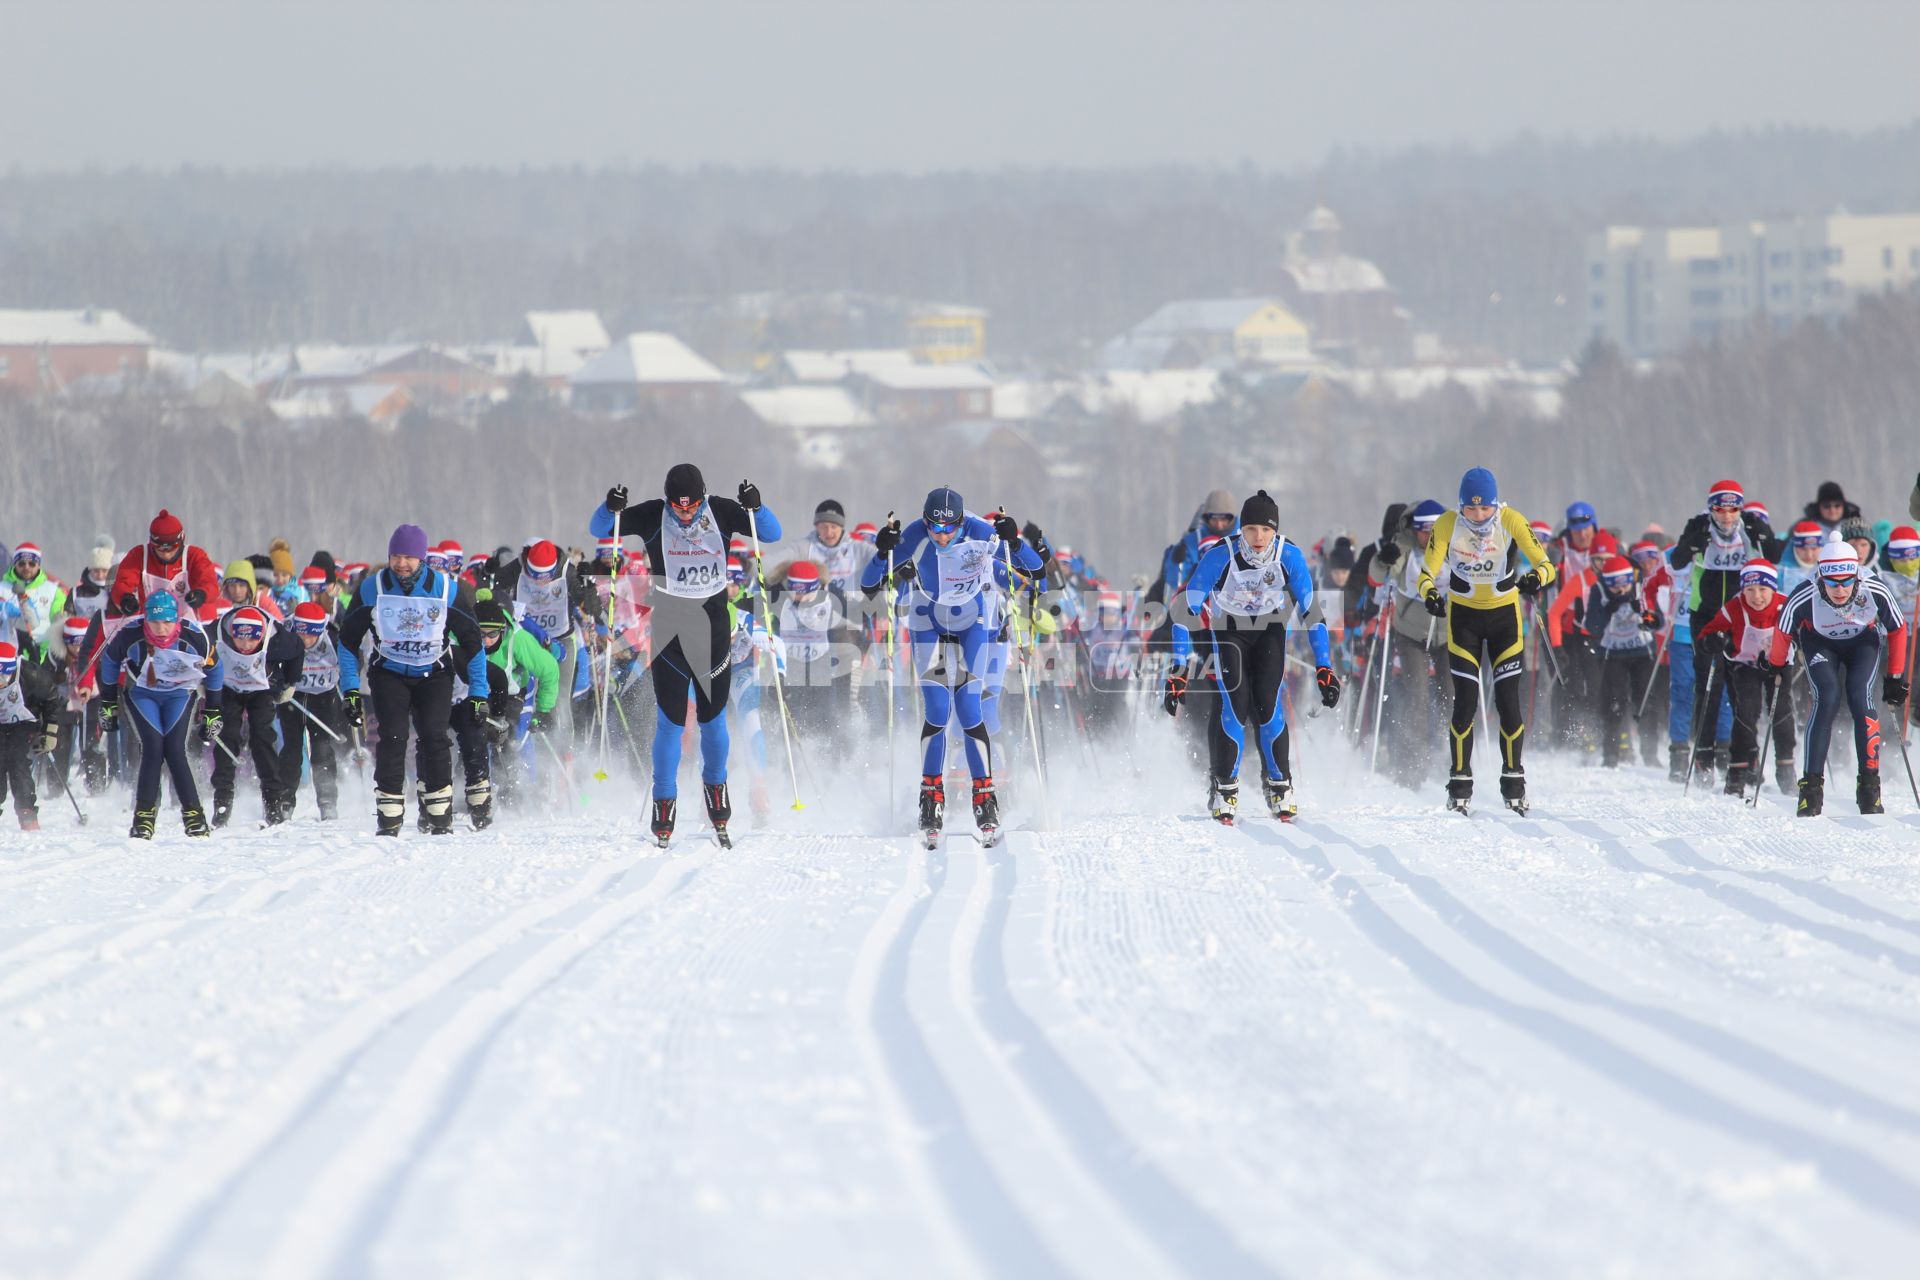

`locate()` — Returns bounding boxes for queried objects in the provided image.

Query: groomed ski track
[5,730,1920,1278]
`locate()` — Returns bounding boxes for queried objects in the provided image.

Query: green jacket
[487,621,561,713]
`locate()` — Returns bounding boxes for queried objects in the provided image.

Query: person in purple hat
[338,523,489,836]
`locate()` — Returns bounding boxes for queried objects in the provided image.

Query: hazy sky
[6,0,1917,171]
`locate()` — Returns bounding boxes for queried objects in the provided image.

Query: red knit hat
[150,509,184,541]
[1598,556,1635,585]
[786,560,823,589]
[526,540,562,578]
[1706,480,1745,509]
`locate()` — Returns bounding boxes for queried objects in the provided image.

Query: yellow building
[907,304,988,363]
[1101,297,1312,369]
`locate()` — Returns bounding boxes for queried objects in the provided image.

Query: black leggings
[1203,619,1291,784]
[1803,632,1882,780]
[370,665,454,793]
[1723,664,1794,771]
[1446,599,1526,781]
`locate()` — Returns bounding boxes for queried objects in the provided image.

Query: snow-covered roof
[522,310,610,356]
[267,382,408,423]
[458,342,590,379]
[570,333,726,386]
[1282,256,1391,294]
[1127,298,1292,336]
[740,385,877,430]
[859,363,994,391]
[0,308,156,347]
[782,349,916,382]
[1303,204,1342,233]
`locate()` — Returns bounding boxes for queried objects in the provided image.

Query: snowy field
[5,714,1920,1280]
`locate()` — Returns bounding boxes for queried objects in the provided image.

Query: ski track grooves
[982,835,1279,1280]
[263,853,712,1280]
[1253,820,1920,1225]
[862,839,1072,1280]
[71,850,675,1280]
[1646,836,1920,941]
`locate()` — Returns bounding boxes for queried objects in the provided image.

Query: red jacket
[108,544,222,619]
[1697,594,1783,665]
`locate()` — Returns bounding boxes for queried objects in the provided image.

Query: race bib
[517,572,572,638]
[297,635,341,694]
[374,592,450,666]
[660,507,727,599]
[142,645,207,691]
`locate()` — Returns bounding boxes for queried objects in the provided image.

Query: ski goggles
[150,537,184,556]
[11,553,40,569]
[668,496,703,516]
[1202,511,1235,528]
[1818,568,1859,587]
[926,519,963,536]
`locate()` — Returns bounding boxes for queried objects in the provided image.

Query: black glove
[892,560,917,585]
[184,589,206,609]
[1886,674,1910,707]
[873,520,901,557]
[1376,540,1401,567]
[344,693,364,730]
[1162,663,1190,717]
[531,708,554,733]
[736,480,761,512]
[992,513,1020,544]
[1022,521,1045,547]
[1317,665,1341,709]
[101,700,121,733]
[1641,608,1662,630]
[1742,510,1771,540]
[197,711,222,747]
[605,483,629,513]
[118,592,140,614]
[1678,514,1710,554]
[1517,570,1544,597]
[469,698,490,724]
[1695,632,1728,662]
[1423,588,1447,618]
[1756,652,1780,676]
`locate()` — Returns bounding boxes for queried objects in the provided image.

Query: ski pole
[1682,651,1722,797]
[884,520,898,824]
[535,729,584,809]
[1749,674,1780,809]
[1896,692,1920,811]
[60,771,89,826]
[287,696,346,744]
[1533,600,1565,687]
[1005,535,1052,828]
[1370,600,1395,773]
[1638,610,1676,718]
[747,506,805,810]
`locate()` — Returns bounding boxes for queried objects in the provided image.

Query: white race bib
[660,507,727,599]
[1447,519,1510,586]
[374,591,450,667]
[297,634,340,694]
[142,644,208,691]
[1212,539,1292,618]
[0,680,30,725]
[932,537,993,606]
[516,572,572,638]
[779,596,833,663]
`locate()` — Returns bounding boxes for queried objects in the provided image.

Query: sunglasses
[668,496,702,513]
[1818,573,1857,586]
[151,538,184,554]
[13,555,39,566]
[927,520,962,536]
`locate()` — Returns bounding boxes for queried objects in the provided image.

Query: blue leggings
[1803,632,1882,780]
[649,652,730,800]
[1669,638,1732,744]
[127,685,203,811]
[912,623,1004,779]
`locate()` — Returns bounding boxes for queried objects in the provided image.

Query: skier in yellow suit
[1418,466,1556,815]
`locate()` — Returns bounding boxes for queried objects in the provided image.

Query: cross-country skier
[209,604,304,826]
[4,544,67,646]
[1417,467,1557,814]
[589,464,781,847]
[278,601,351,821]
[1166,489,1337,823]
[0,639,61,831]
[1370,498,1450,787]
[1695,558,1794,796]
[803,499,875,596]
[1583,555,1663,769]
[469,599,561,822]
[491,539,586,751]
[338,524,490,835]
[97,591,223,838]
[110,509,220,624]
[69,538,117,620]
[1770,543,1908,815]
[859,486,1043,845]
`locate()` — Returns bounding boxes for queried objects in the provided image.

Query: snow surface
[5,713,1920,1279]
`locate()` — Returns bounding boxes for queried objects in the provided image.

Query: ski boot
[416,788,434,833]
[1796,775,1823,817]
[650,797,677,848]
[1667,743,1687,783]
[971,777,1001,846]
[1500,770,1529,817]
[263,793,290,826]
[704,782,732,849]
[182,807,211,838]
[1263,776,1297,822]
[1722,763,1751,797]
[16,805,39,832]
[1209,778,1239,826]
[1775,758,1796,797]
[1690,747,1716,791]
[130,807,158,840]
[1446,773,1473,815]
[375,789,406,837]
[918,774,945,848]
[1857,771,1884,816]
[212,794,234,829]
[422,786,455,835]
[317,795,339,822]
[466,781,493,831]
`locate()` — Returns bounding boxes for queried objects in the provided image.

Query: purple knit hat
[388,524,429,559]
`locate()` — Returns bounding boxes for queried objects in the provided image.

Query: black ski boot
[1446,773,1473,815]
[918,774,945,847]
[1722,763,1751,797]
[130,807,158,840]
[1690,746,1717,791]
[1209,777,1239,825]
[1775,758,1796,796]
[375,789,405,837]
[1263,776,1296,822]
[1667,743,1687,783]
[422,785,455,834]
[1500,770,1528,817]
[1857,771,1884,816]
[466,781,493,831]
[263,793,290,826]
[182,807,211,838]
[704,782,732,848]
[971,777,1001,845]
[650,797,676,848]
[212,794,233,828]
[1796,775,1823,817]
[317,795,339,822]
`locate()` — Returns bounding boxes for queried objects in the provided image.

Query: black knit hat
[665,462,706,503]
[813,499,846,527]
[1817,480,1846,506]
[1239,489,1280,530]
[476,600,509,630]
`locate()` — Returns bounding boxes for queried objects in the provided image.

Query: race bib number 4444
[375,593,448,665]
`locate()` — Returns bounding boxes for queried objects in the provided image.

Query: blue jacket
[339,567,489,697]
[1173,536,1331,667]
[100,621,225,704]
[859,516,1045,634]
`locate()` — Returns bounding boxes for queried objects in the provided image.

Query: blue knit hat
[1459,467,1499,507]
[923,487,964,525]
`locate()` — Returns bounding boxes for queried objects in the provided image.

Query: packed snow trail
[4,727,1920,1278]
